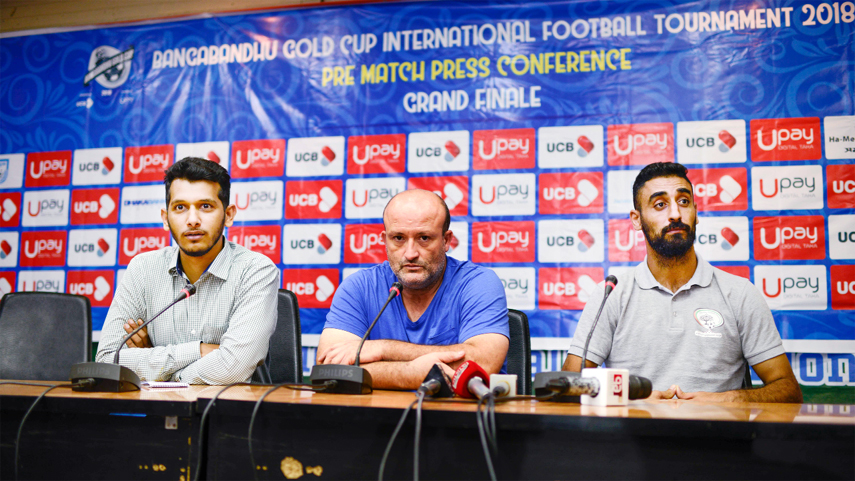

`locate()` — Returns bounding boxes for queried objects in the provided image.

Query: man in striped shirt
[95,157,279,384]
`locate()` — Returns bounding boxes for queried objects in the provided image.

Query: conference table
[1,381,853,480]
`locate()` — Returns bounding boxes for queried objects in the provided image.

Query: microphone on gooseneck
[355,281,402,367]
[113,284,197,364]
[580,275,618,370]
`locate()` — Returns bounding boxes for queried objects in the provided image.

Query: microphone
[310,281,403,394]
[580,275,617,370]
[451,361,491,400]
[419,363,453,398]
[69,284,197,392]
[542,369,653,406]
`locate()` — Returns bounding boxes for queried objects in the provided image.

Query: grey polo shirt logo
[694,308,724,338]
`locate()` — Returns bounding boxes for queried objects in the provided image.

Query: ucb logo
[349,232,384,254]
[78,157,115,175]
[235,191,277,209]
[836,280,855,295]
[838,231,855,243]
[833,180,855,194]
[477,230,529,253]
[68,276,111,301]
[24,238,63,258]
[295,146,335,164]
[123,235,166,257]
[291,238,316,249]
[74,238,110,256]
[478,184,529,204]
[762,277,820,297]
[128,152,169,175]
[542,281,575,296]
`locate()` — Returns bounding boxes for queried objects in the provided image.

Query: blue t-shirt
[324,257,509,369]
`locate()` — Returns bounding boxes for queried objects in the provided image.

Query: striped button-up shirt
[96,240,279,384]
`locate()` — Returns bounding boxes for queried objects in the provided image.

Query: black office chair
[0,292,91,381]
[254,289,303,384]
[507,309,532,395]
[743,363,755,389]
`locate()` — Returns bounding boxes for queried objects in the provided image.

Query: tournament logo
[823,115,855,160]
[695,216,749,262]
[0,271,14,297]
[473,128,535,170]
[26,151,72,188]
[539,172,603,215]
[686,168,747,212]
[830,265,855,310]
[17,270,65,293]
[229,225,281,264]
[0,153,25,188]
[283,223,342,265]
[538,219,604,263]
[343,223,385,264]
[0,232,18,268]
[754,215,825,261]
[471,221,535,263]
[608,218,646,262]
[750,117,821,162]
[175,141,230,171]
[22,189,70,227]
[231,180,284,221]
[407,131,470,173]
[282,269,339,308]
[407,176,468,216]
[119,228,171,265]
[607,122,674,165]
[829,215,855,260]
[84,45,134,88]
[67,270,114,307]
[20,231,66,267]
[756,265,827,311]
[67,228,117,267]
[72,147,122,185]
[693,309,724,338]
[752,165,823,211]
[537,125,604,168]
[71,188,119,225]
[124,145,174,183]
[231,139,285,178]
[538,267,603,310]
[606,169,639,214]
[120,185,165,225]
[285,180,342,219]
[471,173,535,217]
[347,134,406,174]
[676,119,747,164]
[286,136,345,177]
[0,192,21,228]
[345,177,405,219]
[490,267,535,311]
[827,165,855,209]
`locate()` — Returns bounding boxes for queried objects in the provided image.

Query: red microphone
[451,361,491,399]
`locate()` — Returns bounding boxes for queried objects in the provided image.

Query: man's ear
[443,230,453,252]
[161,209,169,231]
[224,204,237,227]
[630,209,642,231]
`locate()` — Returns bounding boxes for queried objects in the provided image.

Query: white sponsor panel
[282,223,342,265]
[676,119,747,164]
[823,116,855,160]
[286,136,345,177]
[694,216,749,261]
[751,165,824,211]
[120,185,165,224]
[231,180,284,221]
[0,231,19,268]
[829,215,855,260]
[22,189,70,227]
[490,267,535,311]
[447,221,469,262]
[537,125,604,168]
[17,270,65,293]
[537,219,605,263]
[116,268,127,291]
[72,147,123,185]
[407,131,469,173]
[607,169,639,214]
[471,173,536,216]
[342,267,363,280]
[608,266,635,278]
[67,228,118,267]
[0,154,25,189]
[175,141,230,171]
[755,265,827,311]
[345,177,406,219]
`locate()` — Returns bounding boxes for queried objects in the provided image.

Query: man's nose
[403,239,419,260]
[186,207,201,226]
[667,201,682,222]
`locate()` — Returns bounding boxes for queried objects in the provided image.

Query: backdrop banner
[1,0,852,385]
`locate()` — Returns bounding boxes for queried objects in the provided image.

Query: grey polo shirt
[568,254,786,393]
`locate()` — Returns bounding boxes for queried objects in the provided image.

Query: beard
[391,255,446,291]
[640,217,696,259]
[167,215,226,258]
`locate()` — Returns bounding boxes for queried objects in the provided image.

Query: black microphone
[419,363,453,398]
[544,373,652,400]
[69,284,197,392]
[310,281,403,394]
[580,275,617,369]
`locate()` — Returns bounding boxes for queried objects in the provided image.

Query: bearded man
[563,162,801,403]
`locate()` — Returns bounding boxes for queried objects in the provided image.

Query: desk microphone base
[310,365,372,394]
[533,371,582,402]
[69,362,142,392]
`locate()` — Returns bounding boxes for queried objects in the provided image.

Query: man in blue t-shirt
[318,189,509,390]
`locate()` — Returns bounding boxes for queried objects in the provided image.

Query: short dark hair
[164,157,230,207]
[632,162,693,210]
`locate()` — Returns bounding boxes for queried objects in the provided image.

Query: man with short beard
[563,162,801,403]
[318,189,509,390]
[96,157,279,384]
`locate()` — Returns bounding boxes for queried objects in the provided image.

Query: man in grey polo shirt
[563,162,802,403]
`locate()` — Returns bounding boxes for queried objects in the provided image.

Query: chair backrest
[0,292,91,381]
[506,309,532,395]
[267,289,303,384]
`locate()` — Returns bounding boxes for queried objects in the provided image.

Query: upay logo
[26,151,72,187]
[608,219,646,262]
[0,232,18,268]
[752,165,823,211]
[286,136,345,177]
[753,216,825,261]
[231,139,285,178]
[72,147,122,185]
[17,270,65,293]
[344,223,385,264]
[827,165,855,209]
[345,177,405,219]
[491,267,535,311]
[22,189,70,227]
[71,188,119,225]
[229,225,281,264]
[471,173,535,216]
[20,231,66,267]
[538,267,603,310]
[694,216,749,262]
[537,125,604,168]
[756,265,827,311]
[537,219,604,263]
[750,117,821,162]
[286,180,341,219]
[407,176,468,216]
[124,145,173,183]
[407,131,469,173]
[0,271,14,297]
[607,122,674,165]
[231,181,284,221]
[829,215,855,260]
[686,168,747,212]
[830,265,855,310]
[539,172,603,214]
[119,228,171,265]
[283,223,341,265]
[347,134,406,174]
[473,128,535,170]
[282,268,339,308]
[67,270,114,307]
[676,119,747,164]
[471,221,535,263]
[0,192,21,228]
[67,228,117,267]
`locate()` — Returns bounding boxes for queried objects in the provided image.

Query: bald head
[383,189,450,233]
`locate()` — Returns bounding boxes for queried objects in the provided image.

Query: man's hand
[407,350,465,381]
[646,385,678,400]
[122,319,152,348]
[318,339,384,365]
[200,343,219,357]
[674,386,735,402]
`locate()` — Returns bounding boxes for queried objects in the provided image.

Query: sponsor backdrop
[1,0,853,385]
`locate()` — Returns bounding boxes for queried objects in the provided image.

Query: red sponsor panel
[827,165,855,209]
[713,265,750,280]
[538,267,603,310]
[347,134,406,174]
[66,270,115,307]
[407,176,468,217]
[282,268,339,308]
[0,271,15,294]
[285,180,342,219]
[539,172,604,214]
[343,223,386,264]
[686,168,748,212]
[124,145,174,183]
[750,117,821,162]
[25,151,72,187]
[607,123,674,165]
[0,192,21,228]
[119,228,171,265]
[20,230,67,267]
[753,216,826,261]
[473,128,535,170]
[70,188,120,225]
[471,221,535,263]
[608,218,646,262]
[831,265,855,310]
[228,225,281,264]
[231,139,285,178]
